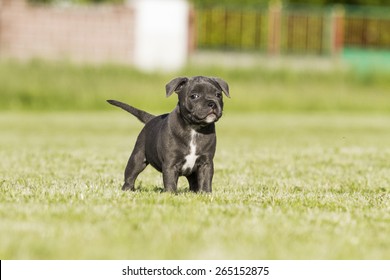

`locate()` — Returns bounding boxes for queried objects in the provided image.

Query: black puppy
[108,76,229,193]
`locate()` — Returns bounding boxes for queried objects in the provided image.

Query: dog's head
[166,76,230,126]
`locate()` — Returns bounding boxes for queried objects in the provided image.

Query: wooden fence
[196,4,390,55]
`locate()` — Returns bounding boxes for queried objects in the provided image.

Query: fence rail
[196,7,269,52]
[344,16,390,48]
[196,5,390,55]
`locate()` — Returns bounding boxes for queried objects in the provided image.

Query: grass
[1,111,389,259]
[1,59,390,112]
[0,60,389,259]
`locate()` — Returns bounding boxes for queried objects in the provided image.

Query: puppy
[108,76,229,193]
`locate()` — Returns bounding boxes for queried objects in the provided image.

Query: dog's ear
[166,77,188,97]
[211,77,230,98]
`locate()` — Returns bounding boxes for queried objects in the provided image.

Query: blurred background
[0,0,389,111]
[1,0,390,68]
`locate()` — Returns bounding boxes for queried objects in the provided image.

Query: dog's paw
[122,184,135,191]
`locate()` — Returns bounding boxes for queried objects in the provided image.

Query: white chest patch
[182,130,198,173]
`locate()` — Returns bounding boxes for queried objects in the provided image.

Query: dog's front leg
[162,166,179,193]
[198,161,214,193]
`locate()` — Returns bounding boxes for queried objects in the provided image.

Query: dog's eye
[216,92,222,98]
[190,94,200,100]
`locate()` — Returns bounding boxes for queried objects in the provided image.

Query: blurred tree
[191,0,390,6]
[27,0,390,6]
[286,0,390,6]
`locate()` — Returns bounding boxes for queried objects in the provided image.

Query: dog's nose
[208,101,217,109]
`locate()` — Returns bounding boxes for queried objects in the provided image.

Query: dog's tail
[107,100,155,124]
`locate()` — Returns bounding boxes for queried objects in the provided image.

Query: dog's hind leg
[186,173,199,192]
[122,133,148,191]
[122,154,148,191]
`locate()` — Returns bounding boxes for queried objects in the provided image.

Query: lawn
[1,111,389,259]
[0,61,389,259]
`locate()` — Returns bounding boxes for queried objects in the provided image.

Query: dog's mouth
[193,110,221,124]
[204,112,218,123]
[182,102,223,126]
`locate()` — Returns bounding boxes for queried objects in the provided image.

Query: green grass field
[0,61,389,259]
